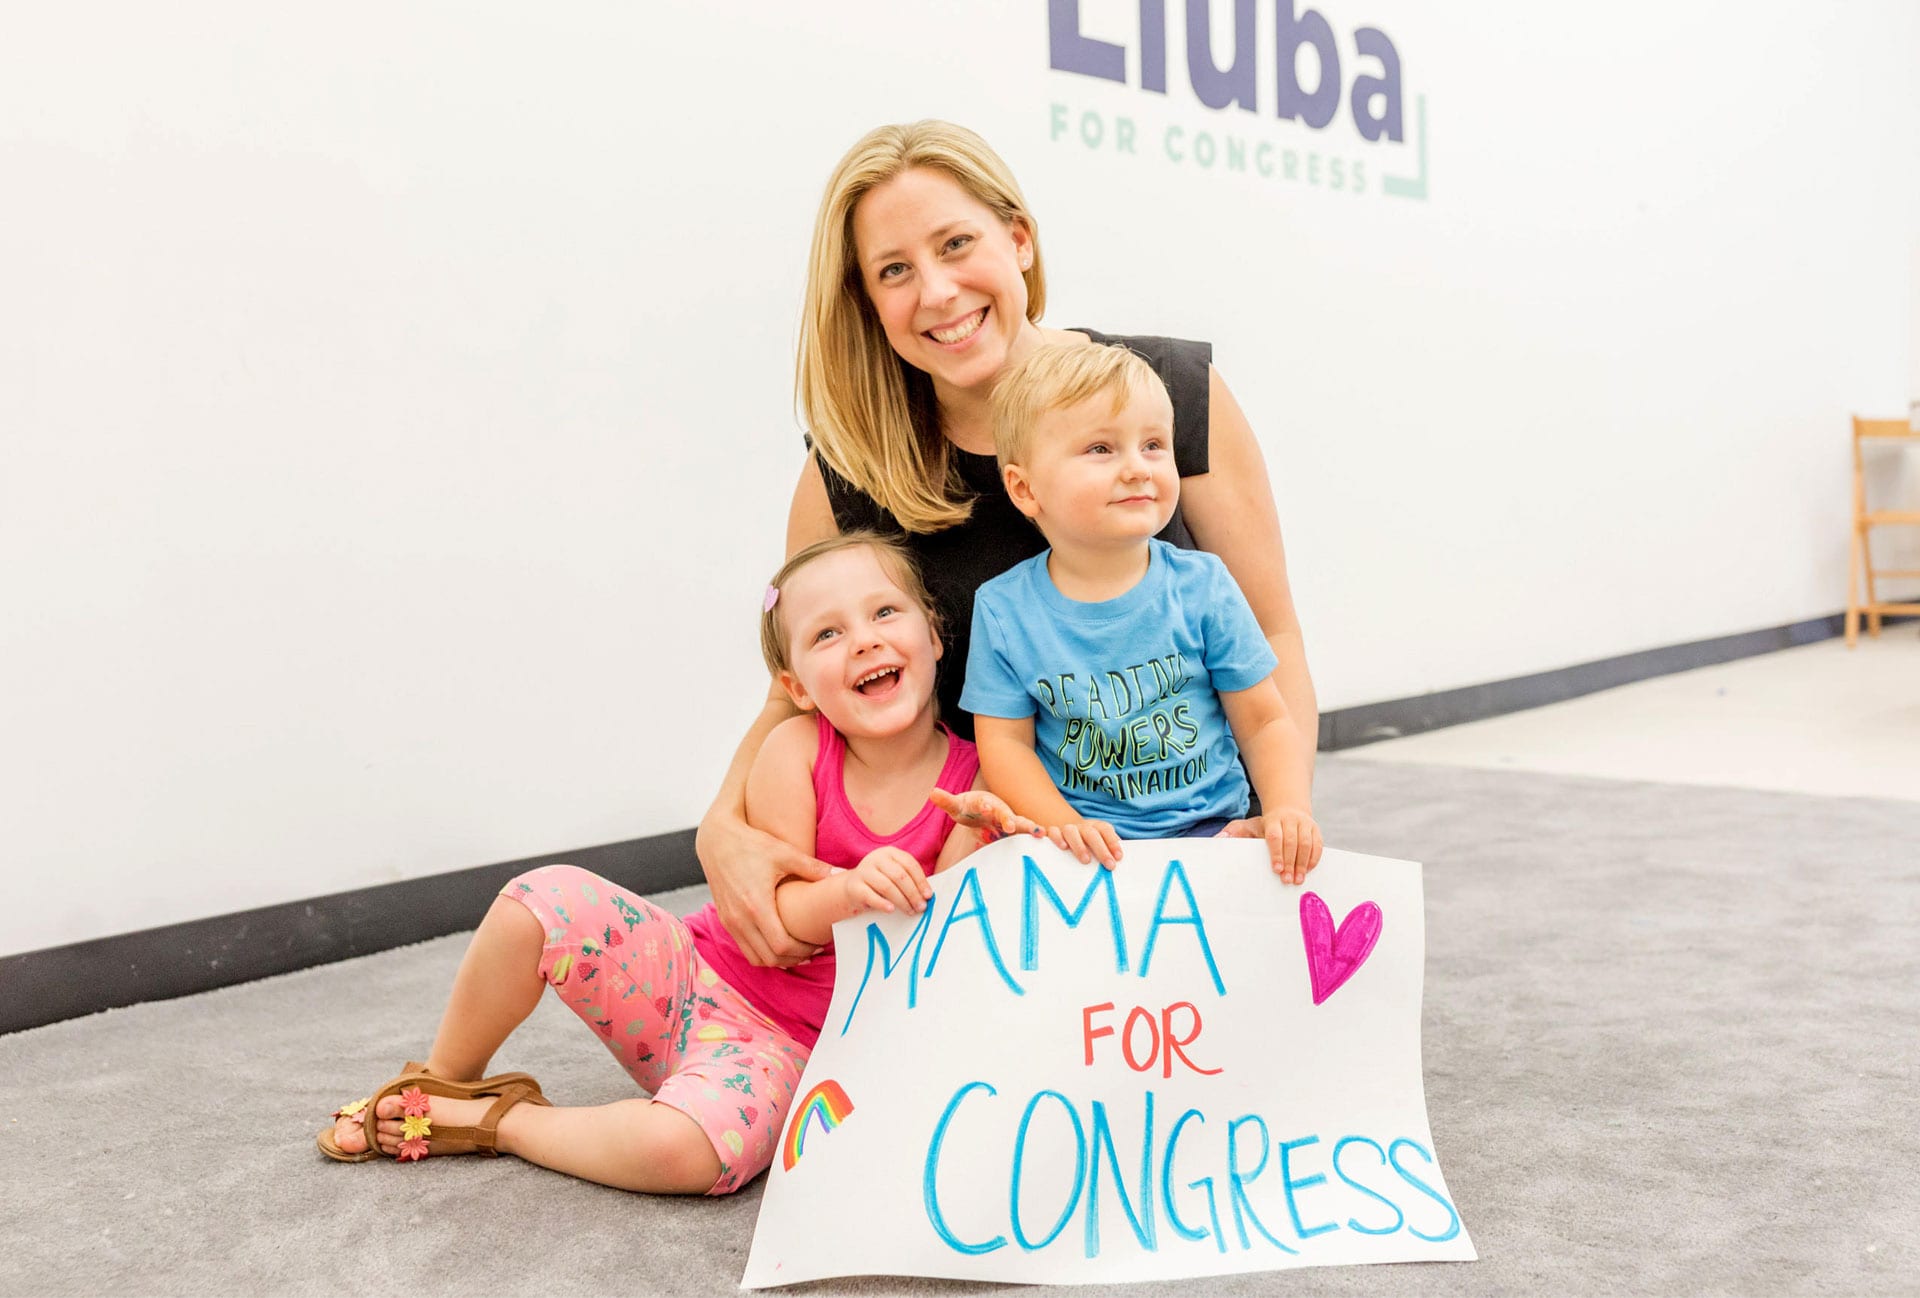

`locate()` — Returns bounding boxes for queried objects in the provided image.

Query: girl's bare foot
[328,1091,501,1159]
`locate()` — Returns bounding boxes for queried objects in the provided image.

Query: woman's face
[850,166,1037,405]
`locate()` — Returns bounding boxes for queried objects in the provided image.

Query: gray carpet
[3,757,1916,1297]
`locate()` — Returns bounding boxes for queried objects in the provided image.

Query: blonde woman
[697,120,1319,967]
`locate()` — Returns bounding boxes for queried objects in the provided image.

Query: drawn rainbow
[781,1079,855,1171]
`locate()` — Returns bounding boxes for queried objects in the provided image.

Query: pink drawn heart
[1299,892,1384,1005]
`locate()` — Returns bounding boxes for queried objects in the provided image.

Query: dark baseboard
[1315,611,1900,750]
[0,830,703,1037]
[7,609,1901,1035]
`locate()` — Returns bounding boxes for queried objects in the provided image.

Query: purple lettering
[1050,0,1127,83]
[1275,0,1340,129]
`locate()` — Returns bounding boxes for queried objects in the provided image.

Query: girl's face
[777,546,942,741]
[851,166,1040,406]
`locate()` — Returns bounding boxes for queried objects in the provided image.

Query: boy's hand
[843,846,934,916]
[1222,809,1323,885]
[1045,819,1124,870]
[929,788,1045,842]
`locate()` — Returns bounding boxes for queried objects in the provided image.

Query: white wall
[4,1,1917,955]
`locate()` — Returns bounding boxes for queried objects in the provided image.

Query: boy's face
[1003,377,1179,553]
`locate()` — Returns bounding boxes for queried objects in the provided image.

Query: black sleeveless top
[811,329,1214,739]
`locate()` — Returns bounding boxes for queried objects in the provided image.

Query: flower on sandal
[332,1097,370,1120]
[398,1086,431,1117]
[401,1113,432,1141]
[397,1137,430,1162]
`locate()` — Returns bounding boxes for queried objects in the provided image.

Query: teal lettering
[1140,859,1225,995]
[1021,854,1129,973]
[924,1082,1007,1253]
[925,867,1026,999]
[838,904,934,1036]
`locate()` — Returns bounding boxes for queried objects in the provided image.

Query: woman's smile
[926,306,988,347]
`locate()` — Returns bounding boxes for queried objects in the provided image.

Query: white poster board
[743,837,1474,1287]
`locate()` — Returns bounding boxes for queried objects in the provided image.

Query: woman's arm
[1178,366,1320,775]
[694,458,841,967]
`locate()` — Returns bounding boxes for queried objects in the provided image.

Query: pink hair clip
[763,585,780,613]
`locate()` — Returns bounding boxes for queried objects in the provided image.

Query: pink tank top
[683,719,980,1049]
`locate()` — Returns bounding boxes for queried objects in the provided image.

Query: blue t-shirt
[960,539,1279,837]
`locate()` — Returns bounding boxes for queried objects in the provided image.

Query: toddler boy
[961,342,1322,882]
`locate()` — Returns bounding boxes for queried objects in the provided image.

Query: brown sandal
[316,1060,550,1163]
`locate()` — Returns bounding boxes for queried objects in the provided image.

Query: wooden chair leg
[1846,526,1862,648]
[1862,528,1883,637]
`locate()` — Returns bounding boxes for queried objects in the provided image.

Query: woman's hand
[843,846,934,917]
[695,808,835,967]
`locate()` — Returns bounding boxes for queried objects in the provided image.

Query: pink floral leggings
[501,864,809,1194]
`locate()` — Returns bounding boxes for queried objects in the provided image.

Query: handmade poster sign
[742,837,1474,1287]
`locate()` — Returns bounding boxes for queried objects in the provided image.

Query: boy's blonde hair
[759,531,941,677]
[797,120,1047,535]
[990,342,1167,474]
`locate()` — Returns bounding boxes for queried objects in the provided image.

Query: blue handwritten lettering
[924,1082,1007,1254]
[925,867,1025,998]
[1012,1090,1087,1251]
[838,904,933,1037]
[1389,1137,1461,1242]
[1187,1175,1227,1253]
[1139,859,1226,994]
[1225,1114,1298,1253]
[1021,854,1129,974]
[1160,1108,1213,1244]
[1277,1135,1339,1239]
[1086,1094,1158,1256]
[1332,1135,1406,1235]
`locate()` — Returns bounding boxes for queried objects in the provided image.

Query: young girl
[317,532,1035,1195]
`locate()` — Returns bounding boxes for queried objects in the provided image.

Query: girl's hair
[990,341,1165,475]
[760,531,942,677]
[797,120,1047,536]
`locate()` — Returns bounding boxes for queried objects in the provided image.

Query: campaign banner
[742,836,1474,1287]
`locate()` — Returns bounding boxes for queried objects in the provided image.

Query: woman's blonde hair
[760,531,942,678]
[797,120,1047,535]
